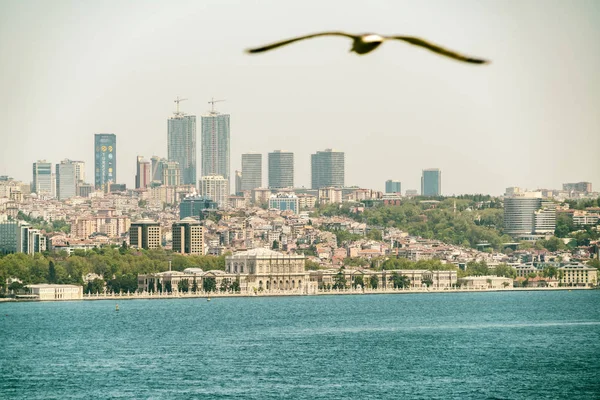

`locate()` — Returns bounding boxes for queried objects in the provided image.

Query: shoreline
[0,286,594,303]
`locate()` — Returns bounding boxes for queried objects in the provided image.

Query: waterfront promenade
[1,285,592,302]
[79,285,594,300]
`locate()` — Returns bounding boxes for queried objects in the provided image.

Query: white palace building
[137,248,459,294]
[138,248,317,294]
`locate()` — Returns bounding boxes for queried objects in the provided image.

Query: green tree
[543,265,558,279]
[272,240,279,250]
[391,272,411,289]
[230,278,240,293]
[219,278,230,292]
[352,275,364,289]
[178,279,189,293]
[203,277,217,292]
[494,264,517,279]
[541,236,566,252]
[343,257,369,267]
[48,261,56,283]
[587,259,600,269]
[85,278,105,294]
[332,267,347,289]
[305,260,321,270]
[191,278,198,292]
[463,261,489,277]
[369,274,379,289]
[422,278,433,287]
[8,281,25,293]
[366,229,382,241]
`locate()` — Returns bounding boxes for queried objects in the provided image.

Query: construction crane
[208,97,225,113]
[174,96,188,115]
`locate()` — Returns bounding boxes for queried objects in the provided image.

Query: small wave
[270,321,600,336]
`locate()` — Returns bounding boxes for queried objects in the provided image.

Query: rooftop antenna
[208,97,225,114]
[174,96,188,116]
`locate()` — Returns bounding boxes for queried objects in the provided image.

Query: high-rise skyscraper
[94,133,117,191]
[201,104,230,183]
[135,156,151,189]
[168,100,197,185]
[241,153,262,191]
[385,180,401,194]
[268,150,294,189]
[32,160,52,195]
[311,149,345,189]
[56,160,77,200]
[200,175,229,208]
[421,168,441,196]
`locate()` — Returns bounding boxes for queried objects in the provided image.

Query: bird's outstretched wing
[246,31,356,54]
[387,36,489,64]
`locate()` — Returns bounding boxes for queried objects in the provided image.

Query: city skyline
[1,1,599,195]
[17,141,599,197]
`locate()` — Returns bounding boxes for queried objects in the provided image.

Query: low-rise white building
[459,275,513,289]
[27,284,83,300]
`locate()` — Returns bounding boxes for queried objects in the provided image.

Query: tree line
[0,246,226,295]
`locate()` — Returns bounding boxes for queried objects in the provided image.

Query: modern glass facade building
[168,114,197,185]
[56,160,77,200]
[241,153,262,191]
[94,133,117,191]
[421,169,441,197]
[504,194,556,238]
[268,150,294,189]
[32,160,53,195]
[179,196,218,219]
[201,112,230,183]
[0,221,18,254]
[1,222,47,254]
[311,149,344,189]
[385,180,401,194]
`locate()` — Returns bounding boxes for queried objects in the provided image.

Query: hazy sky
[1,0,599,195]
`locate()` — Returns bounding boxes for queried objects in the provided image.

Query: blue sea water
[1,291,599,399]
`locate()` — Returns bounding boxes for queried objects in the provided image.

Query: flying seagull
[246,31,489,64]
